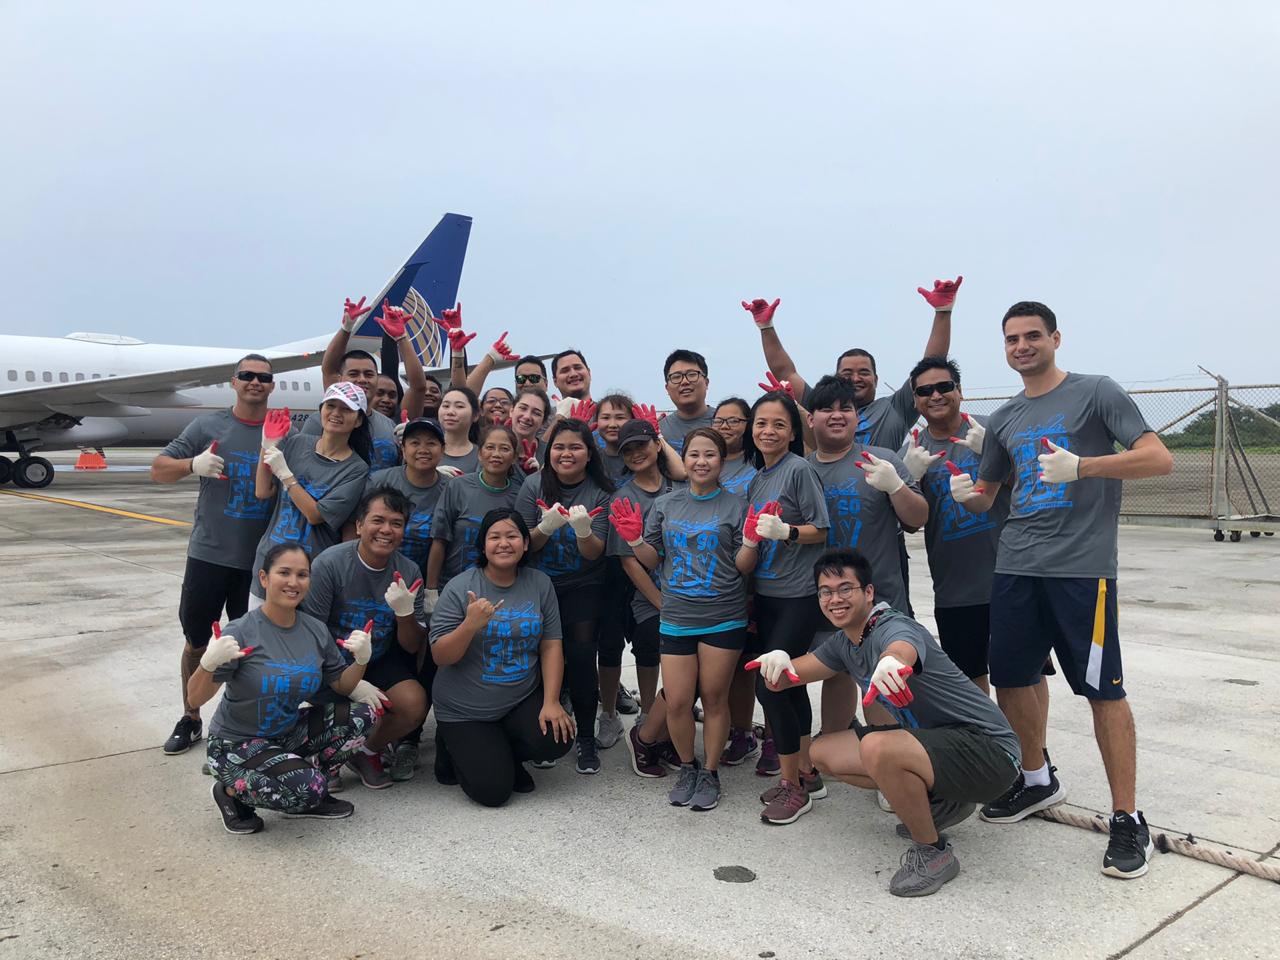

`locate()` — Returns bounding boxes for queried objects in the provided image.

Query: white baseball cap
[323,381,368,413]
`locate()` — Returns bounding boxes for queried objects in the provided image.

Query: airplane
[0,213,473,489]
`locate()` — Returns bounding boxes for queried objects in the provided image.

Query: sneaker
[760,779,812,825]
[512,762,536,794]
[877,790,894,813]
[890,840,960,897]
[692,700,704,723]
[530,758,557,770]
[201,762,212,776]
[575,735,601,775]
[979,767,1066,823]
[210,782,263,835]
[689,768,722,811]
[595,710,625,749]
[327,771,345,794]
[626,726,667,778]
[283,796,355,819]
[164,715,202,755]
[721,727,761,766]
[1103,811,1154,879]
[346,750,392,789]
[760,769,826,805]
[755,737,780,777]
[389,742,418,782]
[657,740,683,771]
[896,798,977,838]
[616,684,640,715]
[668,762,700,806]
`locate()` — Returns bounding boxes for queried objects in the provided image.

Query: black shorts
[990,574,1123,701]
[660,626,747,657]
[908,724,1020,804]
[747,593,825,658]
[554,582,603,627]
[935,603,1056,681]
[363,646,420,692]
[630,615,661,668]
[178,556,254,648]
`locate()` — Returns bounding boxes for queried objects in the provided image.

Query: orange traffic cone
[75,449,108,470]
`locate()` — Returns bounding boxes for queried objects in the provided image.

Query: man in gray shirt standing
[953,300,1172,881]
[658,350,714,454]
[151,353,278,756]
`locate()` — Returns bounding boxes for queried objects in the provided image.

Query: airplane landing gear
[12,456,54,489]
[0,456,11,486]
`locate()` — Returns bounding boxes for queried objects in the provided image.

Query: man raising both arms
[659,350,714,454]
[952,301,1172,879]
[151,354,278,755]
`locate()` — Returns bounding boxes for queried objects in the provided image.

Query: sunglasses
[235,371,274,384]
[913,380,957,398]
[514,373,544,385]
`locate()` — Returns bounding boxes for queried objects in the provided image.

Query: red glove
[743,500,780,545]
[861,664,915,709]
[608,497,644,545]
[570,398,597,424]
[375,301,412,340]
[742,298,781,330]
[262,408,292,448]
[519,439,539,474]
[488,331,517,363]
[916,276,963,312]
[434,303,476,353]
[757,370,796,402]
[631,402,661,430]
[341,296,372,333]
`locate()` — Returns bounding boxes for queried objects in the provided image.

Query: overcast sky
[2,2,1276,403]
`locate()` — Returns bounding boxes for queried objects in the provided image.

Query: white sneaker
[877,790,894,813]
[596,710,625,749]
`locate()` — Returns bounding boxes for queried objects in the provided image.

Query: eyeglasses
[913,380,957,398]
[514,373,543,385]
[817,584,862,602]
[666,370,706,385]
[712,417,747,428]
[235,371,274,384]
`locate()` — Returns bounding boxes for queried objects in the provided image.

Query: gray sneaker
[896,798,976,838]
[390,742,418,782]
[689,768,721,811]
[595,710,624,749]
[890,840,960,897]
[668,762,700,806]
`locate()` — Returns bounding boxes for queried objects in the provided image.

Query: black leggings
[436,687,573,807]
[753,594,825,755]
[556,584,601,736]
[596,558,635,668]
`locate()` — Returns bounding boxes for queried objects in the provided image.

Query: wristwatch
[787,526,800,543]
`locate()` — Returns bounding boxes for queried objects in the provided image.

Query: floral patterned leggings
[206,701,375,813]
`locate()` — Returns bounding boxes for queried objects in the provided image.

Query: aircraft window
[92,373,102,379]
[303,381,311,391]
[42,371,52,382]
[75,373,85,381]
[292,381,300,389]
[6,370,15,381]
[59,372,69,383]
[26,370,35,381]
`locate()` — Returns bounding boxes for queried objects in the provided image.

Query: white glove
[339,624,373,665]
[750,649,796,686]
[191,443,226,479]
[555,396,576,420]
[437,465,464,478]
[955,415,985,456]
[394,419,407,443]
[902,431,941,481]
[536,501,569,535]
[262,445,293,482]
[754,511,792,541]
[200,629,245,672]
[1038,438,1080,484]
[949,469,979,503]
[349,679,390,715]
[869,655,912,699]
[384,574,420,618]
[566,503,597,540]
[859,452,906,494]
[423,588,439,614]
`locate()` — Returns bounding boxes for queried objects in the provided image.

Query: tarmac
[0,450,1276,960]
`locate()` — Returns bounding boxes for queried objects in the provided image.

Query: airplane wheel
[13,456,54,489]
[1229,530,1242,543]
[1213,530,1225,542]
[0,457,11,485]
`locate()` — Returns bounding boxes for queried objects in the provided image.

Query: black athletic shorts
[178,556,253,648]
[660,626,748,657]
[909,724,1020,804]
[936,603,1056,681]
[990,574,1123,701]
[554,582,603,627]
[363,646,420,692]
[629,615,660,668]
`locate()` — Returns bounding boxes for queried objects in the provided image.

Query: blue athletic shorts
[989,574,1125,701]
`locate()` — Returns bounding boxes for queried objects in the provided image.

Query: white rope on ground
[1035,806,1280,883]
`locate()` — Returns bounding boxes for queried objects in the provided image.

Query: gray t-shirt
[429,566,562,723]
[807,445,918,612]
[659,408,714,454]
[302,407,400,471]
[440,445,480,474]
[366,466,451,570]
[162,409,273,570]
[802,379,918,449]
[208,608,346,742]
[642,486,749,633]
[978,373,1151,579]
[745,453,831,598]
[430,472,522,581]
[301,540,425,665]
[515,472,613,589]
[608,476,679,625]
[904,418,1010,608]
[812,604,1021,765]
[720,457,757,497]
[599,446,628,486]
[250,434,369,596]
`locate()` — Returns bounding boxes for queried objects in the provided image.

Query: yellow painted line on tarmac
[0,489,192,528]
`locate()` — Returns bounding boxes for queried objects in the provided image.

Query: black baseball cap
[402,417,445,442]
[618,419,659,449]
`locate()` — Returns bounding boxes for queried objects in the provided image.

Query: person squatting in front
[613,427,761,812]
[751,548,1020,897]
[428,509,575,807]
[195,542,392,834]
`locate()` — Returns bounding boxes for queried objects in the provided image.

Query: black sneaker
[979,766,1066,823]
[283,796,354,820]
[210,782,263,835]
[575,735,601,775]
[616,684,640,715]
[164,715,202,755]
[1103,811,1154,879]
